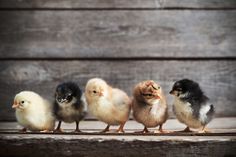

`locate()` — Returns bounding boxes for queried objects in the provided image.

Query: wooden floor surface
[0,118,235,157]
[0,117,235,134]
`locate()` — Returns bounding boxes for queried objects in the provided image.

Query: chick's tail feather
[207,104,215,116]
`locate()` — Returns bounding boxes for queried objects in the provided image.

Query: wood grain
[0,118,235,156]
[162,0,236,9]
[0,0,158,9]
[0,134,235,157]
[0,60,235,121]
[0,10,235,58]
[0,0,235,9]
[1,118,235,133]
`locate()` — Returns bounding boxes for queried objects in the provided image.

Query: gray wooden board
[0,60,235,121]
[0,0,158,9]
[162,0,236,9]
[0,10,236,58]
[0,119,236,157]
[0,134,235,157]
[1,118,236,133]
[0,0,236,9]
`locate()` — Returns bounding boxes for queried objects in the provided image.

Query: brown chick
[85,78,131,133]
[132,80,168,133]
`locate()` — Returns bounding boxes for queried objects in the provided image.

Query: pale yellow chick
[85,78,131,133]
[12,91,55,132]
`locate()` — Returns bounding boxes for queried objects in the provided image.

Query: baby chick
[53,82,87,133]
[132,80,168,133]
[85,78,131,133]
[170,79,215,133]
[12,91,55,132]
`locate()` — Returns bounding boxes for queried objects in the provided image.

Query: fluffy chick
[53,82,87,133]
[170,79,215,133]
[132,80,168,133]
[12,91,55,132]
[85,78,131,133]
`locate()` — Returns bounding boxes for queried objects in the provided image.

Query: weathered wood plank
[1,118,236,133]
[162,0,236,9]
[0,134,235,157]
[0,60,235,121]
[0,10,235,58]
[0,0,158,9]
[0,0,235,9]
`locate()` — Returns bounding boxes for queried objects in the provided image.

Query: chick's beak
[99,92,103,96]
[169,90,177,95]
[12,101,19,109]
[155,95,160,99]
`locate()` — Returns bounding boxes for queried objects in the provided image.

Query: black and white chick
[53,82,87,133]
[170,79,214,133]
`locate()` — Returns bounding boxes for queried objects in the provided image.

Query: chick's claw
[73,129,82,133]
[100,125,110,133]
[53,128,64,133]
[115,123,125,133]
[154,124,172,133]
[176,127,193,133]
[135,127,150,134]
[198,127,211,133]
[19,128,27,133]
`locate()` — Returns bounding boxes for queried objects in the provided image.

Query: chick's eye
[21,101,24,104]
[93,90,97,93]
[142,93,152,97]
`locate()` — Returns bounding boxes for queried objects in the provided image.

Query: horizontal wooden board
[0,10,236,58]
[162,0,236,9]
[0,0,236,9]
[1,118,236,133]
[0,0,158,9]
[0,60,235,121]
[0,134,235,157]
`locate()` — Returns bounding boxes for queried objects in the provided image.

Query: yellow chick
[12,91,55,132]
[132,80,168,133]
[85,78,131,133]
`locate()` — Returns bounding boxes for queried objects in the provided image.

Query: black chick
[169,79,214,133]
[54,82,87,133]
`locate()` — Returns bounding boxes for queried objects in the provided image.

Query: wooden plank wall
[0,0,235,121]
